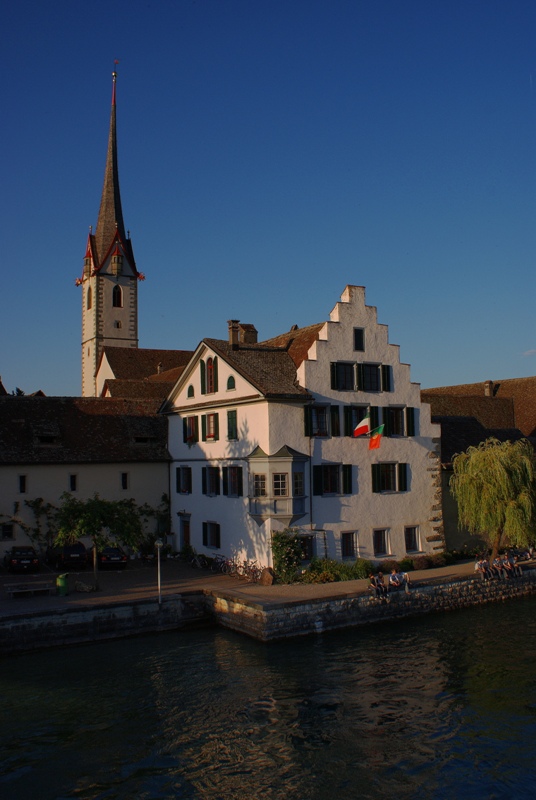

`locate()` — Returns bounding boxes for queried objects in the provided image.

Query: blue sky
[1,0,534,396]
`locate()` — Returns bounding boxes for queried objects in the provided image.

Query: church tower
[79,69,141,397]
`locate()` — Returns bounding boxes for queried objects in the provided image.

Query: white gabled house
[162,285,444,568]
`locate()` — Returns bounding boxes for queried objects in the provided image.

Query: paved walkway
[0,557,483,618]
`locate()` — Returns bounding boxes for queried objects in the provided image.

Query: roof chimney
[228,320,240,350]
[239,323,258,344]
[484,380,494,397]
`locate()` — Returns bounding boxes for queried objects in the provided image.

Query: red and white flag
[353,415,370,437]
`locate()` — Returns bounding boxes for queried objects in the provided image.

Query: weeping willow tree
[450,438,536,560]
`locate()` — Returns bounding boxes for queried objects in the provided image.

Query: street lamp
[155,538,163,607]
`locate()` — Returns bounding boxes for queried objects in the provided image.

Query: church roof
[0,397,169,465]
[101,347,193,382]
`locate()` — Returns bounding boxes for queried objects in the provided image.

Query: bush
[298,557,374,584]
[429,553,447,568]
[412,555,432,570]
[377,559,400,574]
[353,558,374,579]
[271,529,303,583]
[398,557,414,572]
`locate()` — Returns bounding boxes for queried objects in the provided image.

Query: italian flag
[353,415,370,437]
[369,424,385,450]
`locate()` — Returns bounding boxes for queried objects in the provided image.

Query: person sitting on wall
[491,555,505,580]
[388,568,411,594]
[501,553,514,578]
[376,571,388,597]
[509,551,523,577]
[476,557,492,581]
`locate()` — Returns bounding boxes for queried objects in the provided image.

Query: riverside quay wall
[2,569,536,653]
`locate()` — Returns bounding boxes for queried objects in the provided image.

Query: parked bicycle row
[181,550,264,582]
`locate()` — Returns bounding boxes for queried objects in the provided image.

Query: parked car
[45,541,89,570]
[3,546,40,573]
[97,546,128,570]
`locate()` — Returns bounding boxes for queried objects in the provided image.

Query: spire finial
[112,60,119,105]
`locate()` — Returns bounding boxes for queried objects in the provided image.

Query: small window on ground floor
[1,524,14,541]
[341,531,356,559]
[404,526,419,552]
[373,529,389,557]
[202,521,221,549]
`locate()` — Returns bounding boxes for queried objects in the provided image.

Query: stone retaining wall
[2,571,536,653]
[208,569,536,641]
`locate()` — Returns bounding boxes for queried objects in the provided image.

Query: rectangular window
[354,328,365,351]
[341,531,356,559]
[273,473,288,497]
[358,363,381,392]
[202,466,220,496]
[254,474,266,497]
[331,362,355,391]
[176,466,192,494]
[1,524,14,541]
[406,407,417,437]
[313,464,352,495]
[293,472,305,497]
[405,526,419,552]
[381,364,393,392]
[202,413,219,441]
[227,409,238,441]
[121,472,128,490]
[69,474,77,492]
[18,475,27,494]
[371,463,409,493]
[223,466,243,497]
[202,521,221,549]
[343,405,368,436]
[305,405,329,436]
[385,407,405,437]
[183,416,199,444]
[373,529,389,557]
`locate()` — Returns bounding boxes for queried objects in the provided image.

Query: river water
[2,596,536,800]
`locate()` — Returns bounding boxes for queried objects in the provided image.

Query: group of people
[475,551,524,581]
[369,568,412,599]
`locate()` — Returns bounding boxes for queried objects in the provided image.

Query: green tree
[450,438,536,561]
[55,493,144,588]
[271,528,303,583]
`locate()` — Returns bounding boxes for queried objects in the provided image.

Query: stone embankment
[1,561,535,653]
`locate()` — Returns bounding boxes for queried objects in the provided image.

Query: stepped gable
[421,392,515,430]
[259,322,325,367]
[102,347,193,381]
[204,338,311,399]
[0,397,169,464]
[424,376,536,436]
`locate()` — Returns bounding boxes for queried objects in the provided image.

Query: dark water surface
[2,597,536,800]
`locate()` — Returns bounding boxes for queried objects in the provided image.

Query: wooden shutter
[406,407,416,437]
[381,365,392,392]
[183,418,188,443]
[330,363,338,390]
[371,464,381,493]
[214,468,220,495]
[313,465,323,495]
[330,405,340,437]
[213,357,219,392]
[342,464,352,494]
[383,408,392,437]
[370,406,379,431]
[356,363,364,391]
[201,415,207,441]
[304,406,312,437]
[185,467,192,493]
[398,463,408,492]
[175,467,181,492]
[222,467,228,495]
[215,524,221,549]
[202,467,207,495]
[343,406,353,436]
[202,522,208,546]
[200,360,206,394]
[237,467,243,497]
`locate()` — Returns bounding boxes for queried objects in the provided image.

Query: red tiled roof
[260,323,325,367]
[101,347,193,381]
[421,393,515,430]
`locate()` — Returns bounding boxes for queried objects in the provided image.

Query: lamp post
[155,538,163,607]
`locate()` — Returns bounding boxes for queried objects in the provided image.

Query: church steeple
[79,68,141,397]
[95,69,126,263]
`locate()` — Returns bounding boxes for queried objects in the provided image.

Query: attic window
[187,385,194,398]
[227,375,236,390]
[38,435,59,446]
[134,436,156,445]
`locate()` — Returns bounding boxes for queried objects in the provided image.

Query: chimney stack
[228,320,240,349]
[484,380,494,397]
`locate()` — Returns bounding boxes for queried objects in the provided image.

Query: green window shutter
[175,467,181,492]
[383,408,392,437]
[370,406,379,431]
[313,465,323,495]
[215,468,220,495]
[406,407,416,437]
[222,467,228,495]
[330,405,340,437]
[215,524,221,549]
[213,357,219,392]
[200,360,206,395]
[202,467,207,495]
[185,468,192,493]
[342,464,352,494]
[214,413,219,441]
[201,415,207,441]
[381,364,393,392]
[237,467,243,497]
[330,363,337,390]
[343,406,353,436]
[227,410,237,440]
[202,522,208,547]
[182,418,187,443]
[356,363,364,391]
[304,406,312,437]
[371,464,381,493]
[193,417,199,443]
[398,463,408,492]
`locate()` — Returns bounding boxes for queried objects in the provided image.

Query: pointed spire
[95,67,126,262]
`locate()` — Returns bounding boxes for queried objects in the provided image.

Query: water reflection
[2,598,536,799]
